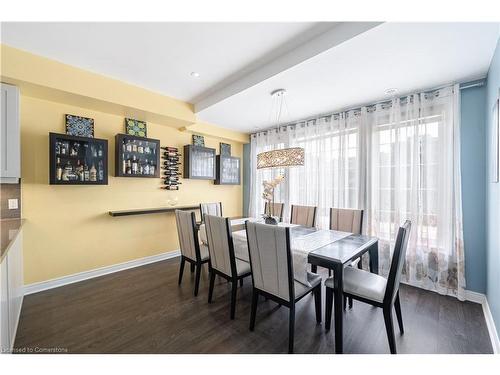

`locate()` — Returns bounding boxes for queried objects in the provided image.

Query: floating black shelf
[108,205,199,217]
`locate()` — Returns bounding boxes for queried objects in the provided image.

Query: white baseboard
[24,250,180,296]
[464,290,499,354]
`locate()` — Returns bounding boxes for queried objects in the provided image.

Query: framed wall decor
[220,142,231,156]
[491,95,499,183]
[65,114,94,138]
[125,118,147,137]
[192,134,205,147]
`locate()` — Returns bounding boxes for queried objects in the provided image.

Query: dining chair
[289,204,317,228]
[324,220,411,354]
[205,214,252,319]
[245,221,322,354]
[264,202,285,222]
[329,208,364,308]
[175,209,210,296]
[199,202,223,221]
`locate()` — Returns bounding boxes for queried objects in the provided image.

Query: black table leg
[333,262,344,354]
[368,241,379,275]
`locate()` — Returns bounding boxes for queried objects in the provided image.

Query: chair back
[329,208,363,234]
[383,220,412,305]
[175,210,201,262]
[200,202,223,221]
[290,205,317,227]
[245,222,295,302]
[205,214,236,277]
[264,202,285,222]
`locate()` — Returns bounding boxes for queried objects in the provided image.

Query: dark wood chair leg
[249,289,258,331]
[194,263,202,296]
[383,306,397,354]
[207,271,216,303]
[325,287,333,330]
[311,265,317,273]
[394,292,404,334]
[190,262,195,273]
[313,285,322,323]
[239,278,243,287]
[288,305,295,354]
[178,257,185,285]
[230,280,238,319]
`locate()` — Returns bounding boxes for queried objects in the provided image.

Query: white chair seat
[325,267,387,303]
[199,244,209,261]
[295,272,322,299]
[236,258,251,276]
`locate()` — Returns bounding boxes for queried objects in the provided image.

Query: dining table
[198,217,379,354]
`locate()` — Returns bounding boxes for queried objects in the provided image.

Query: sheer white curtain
[249,84,465,299]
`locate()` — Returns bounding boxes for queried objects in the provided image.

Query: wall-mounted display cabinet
[115,134,160,178]
[183,145,216,180]
[49,133,108,185]
[215,155,241,185]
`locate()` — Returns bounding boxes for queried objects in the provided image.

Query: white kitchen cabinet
[0,223,24,354]
[0,83,20,183]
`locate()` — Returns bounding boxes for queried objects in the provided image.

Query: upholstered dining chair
[245,221,322,354]
[324,220,411,354]
[175,209,210,296]
[328,208,364,308]
[264,202,285,222]
[289,204,317,228]
[199,202,223,222]
[205,214,252,319]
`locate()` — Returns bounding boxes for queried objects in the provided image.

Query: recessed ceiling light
[190,72,200,78]
[385,88,398,96]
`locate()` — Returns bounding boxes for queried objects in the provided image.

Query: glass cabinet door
[117,134,159,177]
[50,133,108,185]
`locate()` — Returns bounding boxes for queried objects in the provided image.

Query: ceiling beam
[194,22,383,113]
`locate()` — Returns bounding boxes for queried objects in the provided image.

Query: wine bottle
[56,157,63,181]
[84,163,90,181]
[131,155,138,174]
[90,164,97,182]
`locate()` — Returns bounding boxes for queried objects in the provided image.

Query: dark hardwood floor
[14,258,493,354]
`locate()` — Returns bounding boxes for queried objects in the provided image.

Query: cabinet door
[0,83,20,180]
[0,256,9,353]
[7,231,23,348]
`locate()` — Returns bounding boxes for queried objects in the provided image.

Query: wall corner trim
[464,290,500,353]
[24,250,180,296]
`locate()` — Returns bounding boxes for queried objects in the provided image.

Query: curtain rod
[253,78,486,134]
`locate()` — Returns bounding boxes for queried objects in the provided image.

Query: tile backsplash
[0,182,21,219]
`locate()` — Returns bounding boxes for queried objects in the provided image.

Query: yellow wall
[20,96,243,284]
[1,44,248,285]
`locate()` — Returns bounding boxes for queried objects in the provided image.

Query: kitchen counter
[1,218,25,262]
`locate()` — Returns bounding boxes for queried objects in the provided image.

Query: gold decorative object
[257,147,304,169]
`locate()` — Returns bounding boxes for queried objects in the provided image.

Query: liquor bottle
[55,141,61,155]
[138,142,144,154]
[144,144,151,154]
[125,157,132,174]
[90,163,97,182]
[61,142,68,155]
[76,160,84,181]
[122,154,127,174]
[56,157,63,181]
[98,145,103,157]
[62,161,72,181]
[131,155,138,174]
[98,160,104,181]
[83,163,90,181]
[132,142,138,152]
[144,159,150,175]
[149,162,155,176]
[125,140,132,153]
[138,161,144,175]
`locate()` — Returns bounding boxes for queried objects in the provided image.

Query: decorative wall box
[115,134,160,178]
[215,155,240,185]
[183,145,216,180]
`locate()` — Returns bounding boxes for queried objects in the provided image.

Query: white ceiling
[0,22,320,101]
[198,22,500,132]
[1,22,499,133]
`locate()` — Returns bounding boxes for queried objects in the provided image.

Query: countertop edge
[1,218,25,263]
